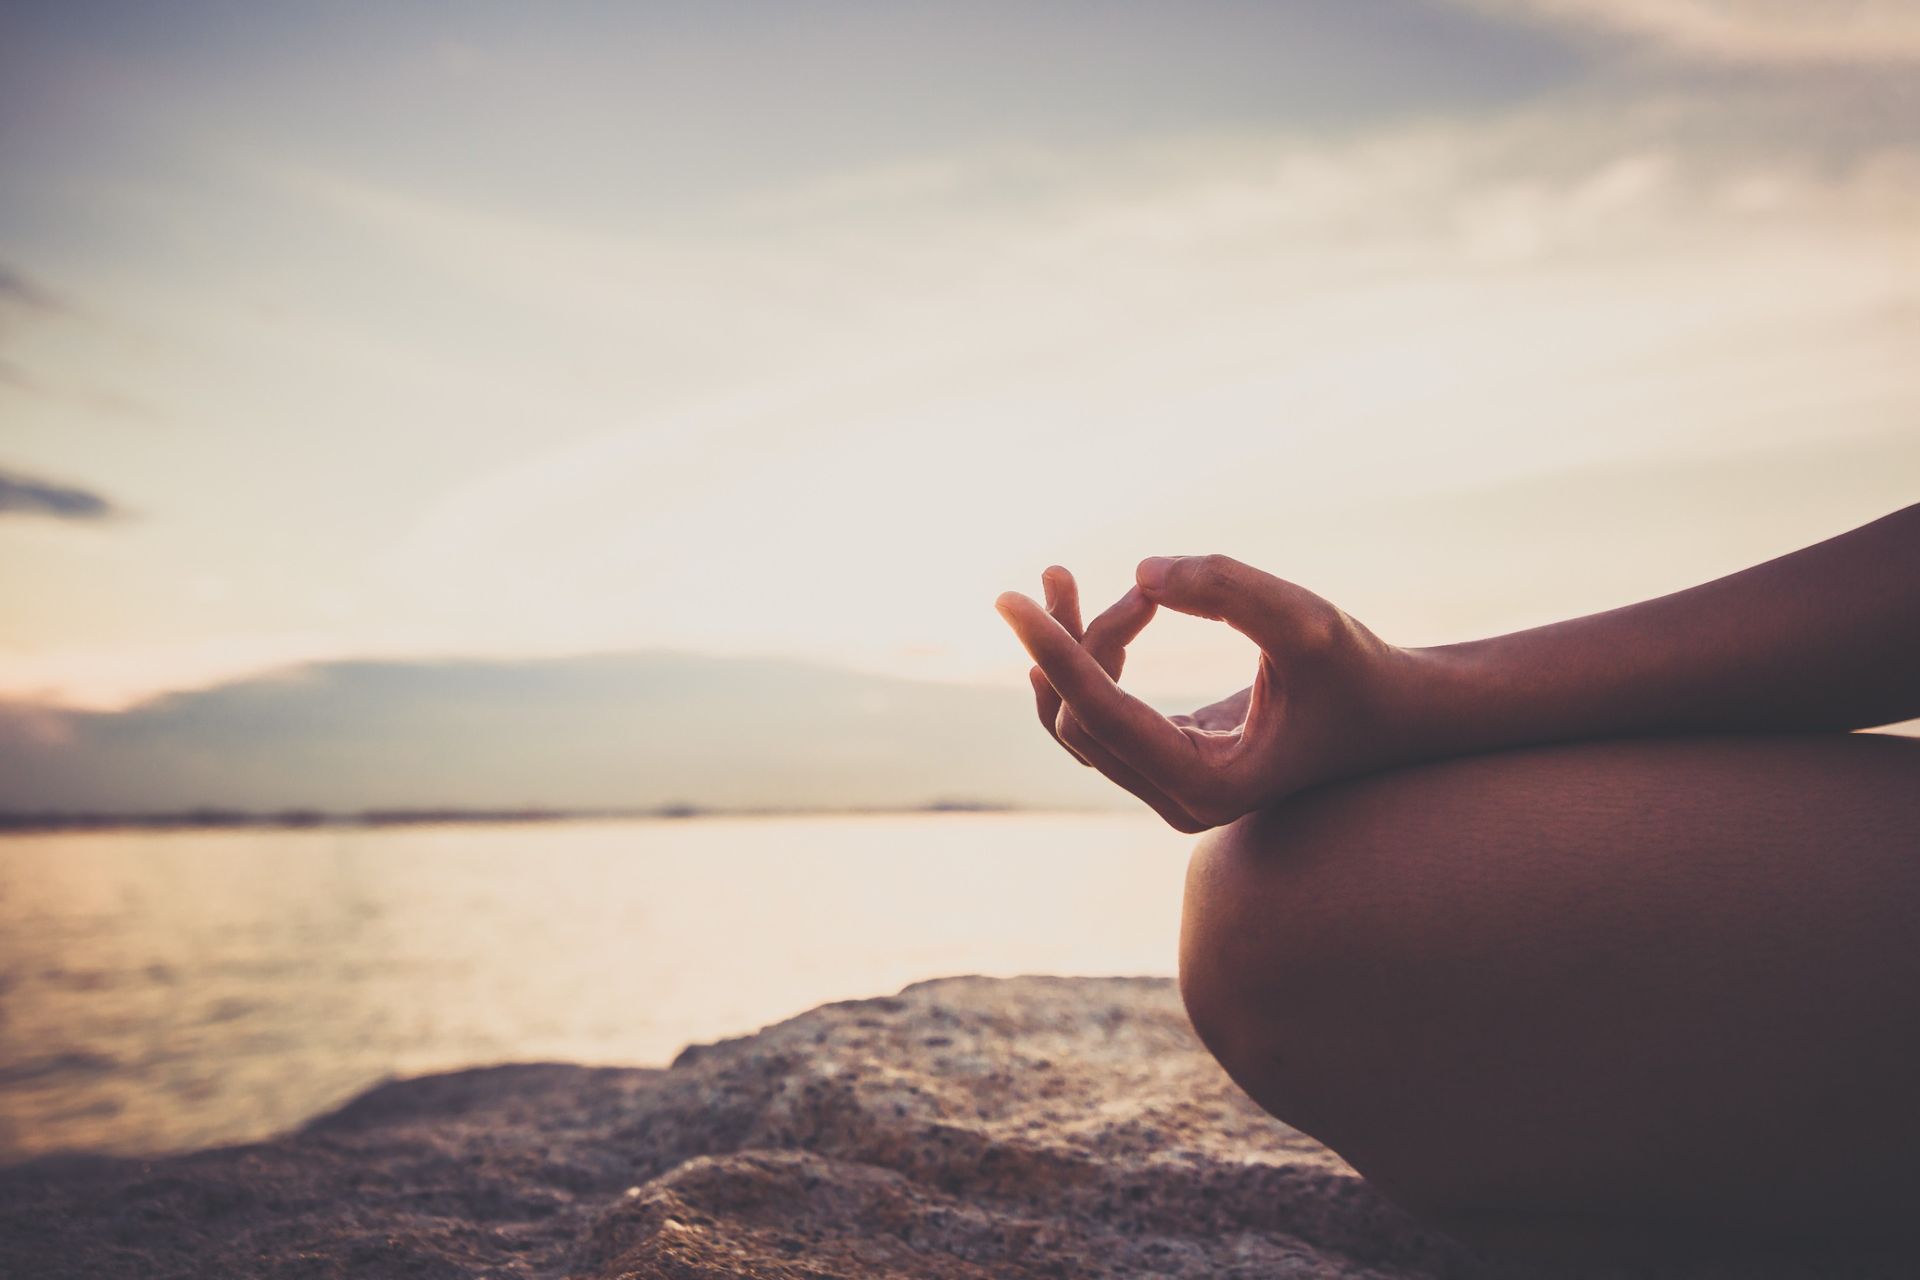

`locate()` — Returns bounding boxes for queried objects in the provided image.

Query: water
[0,812,1190,1161]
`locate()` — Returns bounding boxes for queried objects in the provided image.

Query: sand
[0,975,1898,1278]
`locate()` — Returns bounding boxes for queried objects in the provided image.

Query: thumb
[1134,554,1308,653]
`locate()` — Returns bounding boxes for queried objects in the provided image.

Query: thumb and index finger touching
[1133,554,1302,653]
[1009,554,1286,700]
[1002,552,1303,778]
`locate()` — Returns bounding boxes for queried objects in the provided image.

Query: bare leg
[1179,733,1920,1256]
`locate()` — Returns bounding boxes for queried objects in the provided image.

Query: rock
[0,976,1898,1278]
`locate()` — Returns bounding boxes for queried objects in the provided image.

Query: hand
[1023,566,1208,832]
[999,555,1417,832]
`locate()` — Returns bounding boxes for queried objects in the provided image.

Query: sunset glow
[3,2,1915,713]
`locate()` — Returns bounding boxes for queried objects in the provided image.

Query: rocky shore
[0,976,1894,1278]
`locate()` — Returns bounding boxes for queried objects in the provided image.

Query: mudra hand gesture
[997,555,1415,833]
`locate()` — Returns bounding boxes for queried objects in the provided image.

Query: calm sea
[0,813,1189,1161]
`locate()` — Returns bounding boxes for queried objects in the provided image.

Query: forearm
[1402,504,1920,757]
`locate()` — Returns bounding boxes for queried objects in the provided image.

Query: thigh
[1179,732,1920,1243]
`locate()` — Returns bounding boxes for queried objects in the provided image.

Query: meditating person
[996,503,1920,1256]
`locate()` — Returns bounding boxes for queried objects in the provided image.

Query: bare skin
[997,504,1920,1255]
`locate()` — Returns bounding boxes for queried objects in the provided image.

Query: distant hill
[0,652,1127,816]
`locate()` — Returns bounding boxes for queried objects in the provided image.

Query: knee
[1176,818,1259,1065]
[1177,799,1477,1217]
[1177,807,1345,1135]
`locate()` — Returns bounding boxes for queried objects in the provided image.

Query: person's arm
[1409,503,1920,753]
[998,504,1920,831]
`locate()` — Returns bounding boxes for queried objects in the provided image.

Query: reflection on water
[0,813,1186,1160]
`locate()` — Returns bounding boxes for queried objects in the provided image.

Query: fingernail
[1137,557,1173,593]
[1041,571,1058,611]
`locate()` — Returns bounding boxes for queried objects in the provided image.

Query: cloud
[0,264,64,314]
[1457,0,1920,63]
[262,89,1917,688]
[0,469,120,521]
[6,59,1912,710]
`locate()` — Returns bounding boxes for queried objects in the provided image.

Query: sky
[2,0,1917,717]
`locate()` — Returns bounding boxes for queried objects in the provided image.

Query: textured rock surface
[0,976,1897,1279]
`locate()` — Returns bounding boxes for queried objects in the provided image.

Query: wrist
[1382,639,1507,767]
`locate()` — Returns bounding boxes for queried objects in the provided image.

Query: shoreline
[0,802,1119,836]
[4,975,1903,1279]
[2,976,1462,1278]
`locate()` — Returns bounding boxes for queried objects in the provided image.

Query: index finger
[1082,585,1155,671]
[996,591,1207,792]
